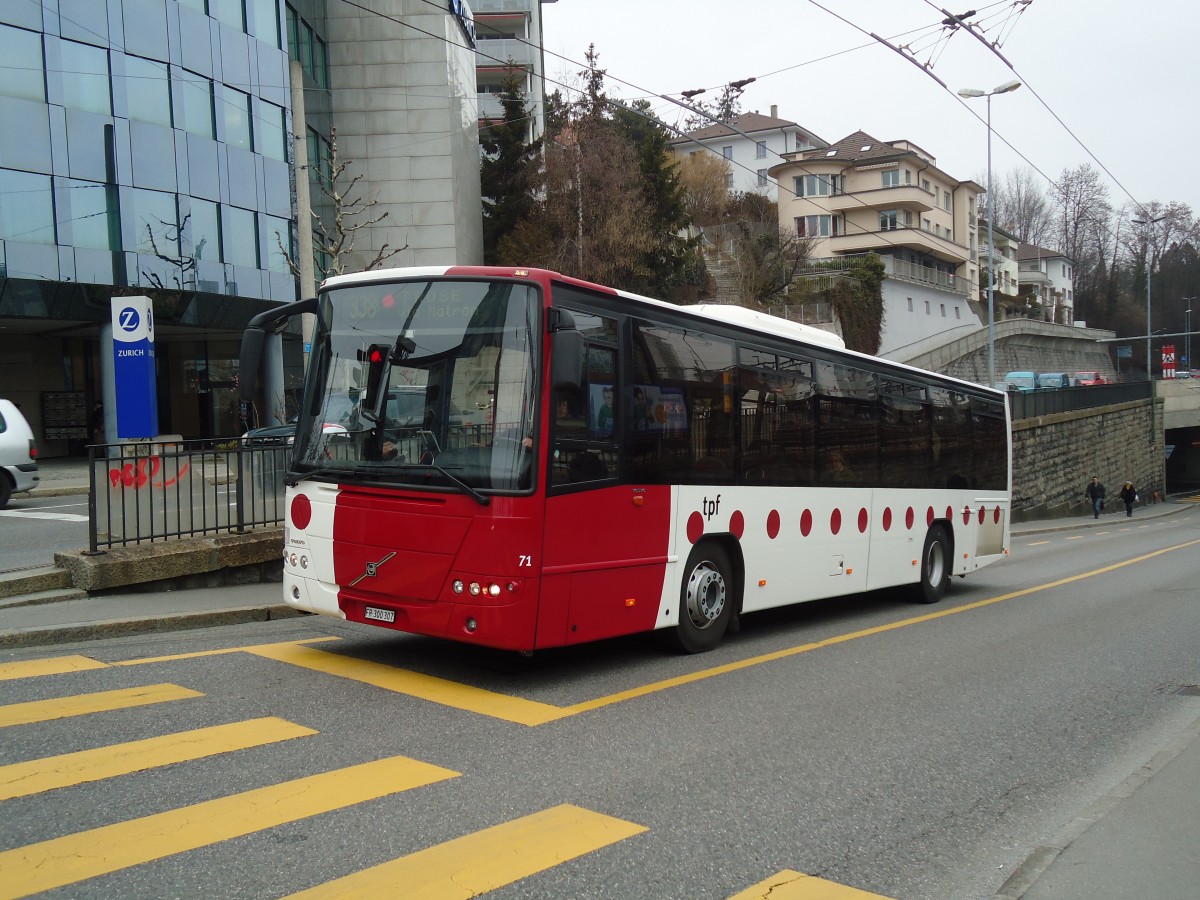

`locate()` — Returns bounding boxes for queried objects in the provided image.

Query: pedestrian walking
[1119,480,1137,517]
[1085,475,1106,519]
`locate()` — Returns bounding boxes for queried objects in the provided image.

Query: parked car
[1003,371,1038,392]
[0,398,39,508]
[1073,371,1111,386]
[1036,372,1071,389]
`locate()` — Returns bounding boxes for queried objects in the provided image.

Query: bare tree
[277,126,406,278]
[989,166,1053,247]
[677,151,731,226]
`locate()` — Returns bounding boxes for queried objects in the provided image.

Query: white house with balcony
[977,219,1021,316]
[474,0,554,142]
[1017,245,1075,325]
[668,107,827,201]
[768,130,985,356]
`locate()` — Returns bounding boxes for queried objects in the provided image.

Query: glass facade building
[0,0,301,446]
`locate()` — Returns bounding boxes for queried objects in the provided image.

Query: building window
[262,214,292,272]
[187,198,221,261]
[757,169,768,187]
[257,102,286,161]
[0,169,55,244]
[881,169,901,188]
[943,191,952,211]
[925,300,930,314]
[60,40,112,115]
[922,218,931,232]
[955,307,961,319]
[880,210,898,231]
[722,145,733,159]
[61,179,114,250]
[172,69,214,139]
[907,297,913,312]
[905,169,912,184]
[221,85,253,151]
[209,0,245,31]
[922,178,931,192]
[125,57,172,128]
[796,174,839,198]
[940,304,946,317]
[249,0,281,48]
[0,23,46,102]
[756,141,767,159]
[129,188,178,256]
[796,215,833,237]
[224,205,258,268]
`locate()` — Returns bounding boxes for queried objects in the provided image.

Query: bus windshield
[294,279,540,492]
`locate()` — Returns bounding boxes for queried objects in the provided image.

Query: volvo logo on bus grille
[350,552,396,586]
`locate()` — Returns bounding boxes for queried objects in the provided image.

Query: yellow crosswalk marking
[729,869,894,899]
[0,684,201,729]
[0,655,110,682]
[0,717,317,801]
[284,804,646,899]
[0,755,459,900]
[247,643,565,726]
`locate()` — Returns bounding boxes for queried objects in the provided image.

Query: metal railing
[1010,382,1152,420]
[88,439,288,551]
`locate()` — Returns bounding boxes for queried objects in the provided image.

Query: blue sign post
[111,296,158,439]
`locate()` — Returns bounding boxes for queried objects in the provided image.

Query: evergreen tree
[480,70,536,265]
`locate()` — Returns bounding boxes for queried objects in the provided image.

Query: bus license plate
[364,606,395,623]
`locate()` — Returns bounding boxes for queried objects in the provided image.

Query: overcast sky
[540,0,1198,219]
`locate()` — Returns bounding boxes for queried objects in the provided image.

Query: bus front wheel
[671,543,734,653]
[915,525,950,604]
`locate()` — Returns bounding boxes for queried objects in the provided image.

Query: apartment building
[668,107,827,201]
[1017,244,1075,325]
[977,218,1020,316]
[0,1,482,452]
[769,130,984,355]
[474,0,553,142]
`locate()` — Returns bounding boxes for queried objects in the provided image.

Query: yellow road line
[0,717,317,801]
[1066,535,1083,540]
[111,636,340,667]
[247,643,563,726]
[284,804,645,899]
[559,538,1200,718]
[729,869,893,899]
[1027,540,1050,546]
[0,655,110,682]
[0,755,459,900]
[0,684,201,729]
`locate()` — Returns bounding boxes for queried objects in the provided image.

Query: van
[1036,373,1071,389]
[1003,371,1037,392]
[0,398,39,507]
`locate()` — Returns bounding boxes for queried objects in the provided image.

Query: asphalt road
[1,510,1198,899]
[0,491,89,571]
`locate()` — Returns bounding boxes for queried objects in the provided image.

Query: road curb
[994,714,1200,899]
[1012,502,1191,537]
[0,605,309,649]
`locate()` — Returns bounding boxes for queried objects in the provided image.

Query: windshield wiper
[426,463,490,506]
[285,466,345,487]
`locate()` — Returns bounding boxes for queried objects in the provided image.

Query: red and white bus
[240,266,1011,653]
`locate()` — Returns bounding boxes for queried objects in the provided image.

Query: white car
[0,398,39,507]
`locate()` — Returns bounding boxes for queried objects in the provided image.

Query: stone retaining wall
[1012,398,1165,521]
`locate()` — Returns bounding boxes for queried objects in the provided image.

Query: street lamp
[1132,213,1165,379]
[1185,297,1197,377]
[959,79,1021,387]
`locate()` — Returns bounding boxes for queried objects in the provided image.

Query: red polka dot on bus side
[906,507,915,529]
[858,507,868,533]
[830,508,842,535]
[946,505,954,522]
[687,511,704,544]
[291,493,312,530]
[729,510,745,539]
[883,507,893,531]
[801,508,813,536]
[978,506,985,524]
[994,506,1001,524]
[767,509,780,539]
[962,507,971,525]
[926,506,935,527]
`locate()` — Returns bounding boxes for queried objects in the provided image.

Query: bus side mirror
[358,344,390,421]
[238,327,266,401]
[552,329,584,392]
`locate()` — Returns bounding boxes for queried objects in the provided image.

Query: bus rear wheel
[671,543,733,653]
[914,525,950,604]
